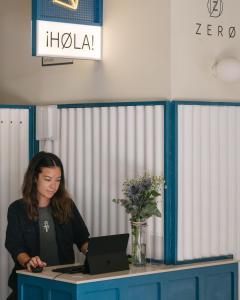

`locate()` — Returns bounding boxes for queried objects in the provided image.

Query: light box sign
[32,0,103,60]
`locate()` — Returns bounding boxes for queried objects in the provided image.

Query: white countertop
[17,259,238,285]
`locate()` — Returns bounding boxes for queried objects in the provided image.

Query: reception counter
[17,259,238,300]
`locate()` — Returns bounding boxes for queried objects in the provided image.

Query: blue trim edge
[173,100,240,106]
[57,101,166,109]
[164,101,178,264]
[29,106,39,159]
[176,255,234,265]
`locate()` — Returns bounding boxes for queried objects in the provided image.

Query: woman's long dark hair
[22,151,73,223]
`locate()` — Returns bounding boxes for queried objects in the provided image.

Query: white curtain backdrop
[0,108,29,300]
[177,104,240,261]
[39,104,165,261]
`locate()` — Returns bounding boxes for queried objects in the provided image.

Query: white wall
[0,0,170,104]
[171,0,240,101]
[2,0,240,104]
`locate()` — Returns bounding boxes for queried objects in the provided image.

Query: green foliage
[113,173,164,222]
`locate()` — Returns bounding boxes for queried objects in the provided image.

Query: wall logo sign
[194,0,236,39]
[207,0,223,18]
[53,0,79,10]
[32,0,102,60]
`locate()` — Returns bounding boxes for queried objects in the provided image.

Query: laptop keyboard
[52,265,86,274]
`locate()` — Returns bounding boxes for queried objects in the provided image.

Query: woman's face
[36,167,62,203]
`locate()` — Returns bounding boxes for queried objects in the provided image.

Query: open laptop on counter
[52,233,129,275]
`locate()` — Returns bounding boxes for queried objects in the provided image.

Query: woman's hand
[25,256,47,272]
[80,242,89,255]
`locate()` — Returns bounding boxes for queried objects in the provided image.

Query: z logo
[207,0,223,18]
[53,0,79,10]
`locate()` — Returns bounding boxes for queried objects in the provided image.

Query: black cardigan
[5,199,89,291]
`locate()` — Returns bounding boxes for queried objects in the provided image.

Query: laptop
[52,233,129,275]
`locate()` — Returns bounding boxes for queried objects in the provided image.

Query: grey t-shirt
[38,206,59,266]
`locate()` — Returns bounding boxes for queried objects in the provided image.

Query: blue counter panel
[84,288,119,300]
[18,262,238,300]
[164,278,196,300]
[51,289,73,300]
[128,282,160,300]
[20,277,75,300]
[22,284,43,300]
[205,272,232,300]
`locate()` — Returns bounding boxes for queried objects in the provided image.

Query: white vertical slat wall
[0,109,29,300]
[178,104,240,261]
[39,105,165,260]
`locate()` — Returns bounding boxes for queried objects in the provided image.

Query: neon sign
[52,0,79,10]
[32,0,102,60]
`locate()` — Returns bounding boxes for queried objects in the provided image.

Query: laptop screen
[86,233,129,274]
[52,233,129,275]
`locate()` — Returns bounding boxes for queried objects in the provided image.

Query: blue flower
[141,177,152,191]
[128,184,140,197]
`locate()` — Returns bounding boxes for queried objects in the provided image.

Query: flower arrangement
[113,173,164,222]
[113,173,164,266]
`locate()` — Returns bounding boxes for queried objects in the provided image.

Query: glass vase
[131,221,147,266]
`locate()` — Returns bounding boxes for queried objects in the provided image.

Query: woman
[5,151,89,300]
